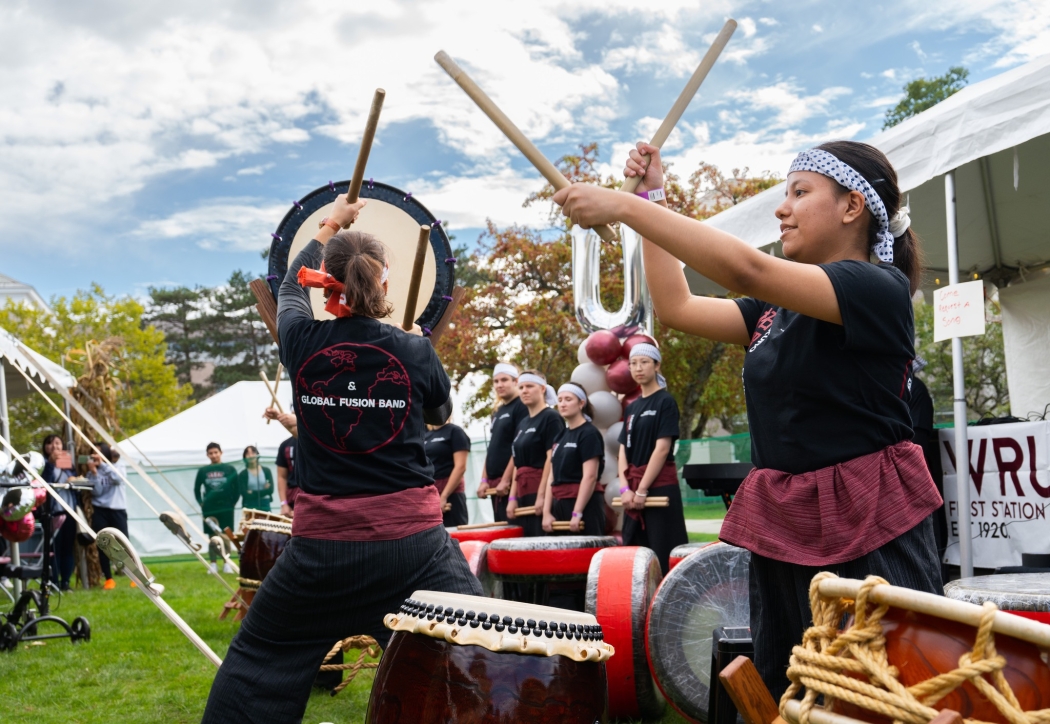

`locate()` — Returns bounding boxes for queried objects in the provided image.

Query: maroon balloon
[621,334,657,359]
[31,485,47,510]
[585,330,623,366]
[621,389,641,414]
[2,512,35,543]
[606,359,640,395]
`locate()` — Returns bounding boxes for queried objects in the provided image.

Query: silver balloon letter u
[571,225,652,334]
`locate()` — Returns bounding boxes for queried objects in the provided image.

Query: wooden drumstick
[620,19,737,195]
[250,279,280,345]
[435,51,617,243]
[511,505,537,517]
[427,285,466,346]
[259,370,284,413]
[347,89,386,205]
[402,225,431,330]
[612,496,670,507]
[457,521,509,530]
[266,363,284,424]
[551,521,583,531]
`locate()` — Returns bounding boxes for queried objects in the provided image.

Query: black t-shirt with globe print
[277,240,452,496]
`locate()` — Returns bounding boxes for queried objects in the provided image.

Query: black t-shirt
[619,389,680,467]
[734,260,915,474]
[276,437,298,489]
[485,397,529,479]
[551,422,605,485]
[424,424,471,479]
[511,408,564,470]
[277,240,452,495]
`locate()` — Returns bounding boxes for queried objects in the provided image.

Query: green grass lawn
[0,560,691,723]
[681,502,728,520]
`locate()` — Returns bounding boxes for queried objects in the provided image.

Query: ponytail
[816,140,925,294]
[322,231,394,319]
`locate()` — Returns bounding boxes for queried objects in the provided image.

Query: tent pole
[0,358,20,598]
[945,170,974,578]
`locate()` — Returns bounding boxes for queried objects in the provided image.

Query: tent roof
[118,380,295,467]
[690,52,1050,294]
[0,328,77,397]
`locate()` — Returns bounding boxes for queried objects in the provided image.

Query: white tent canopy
[0,328,77,399]
[690,52,1050,295]
[118,380,295,467]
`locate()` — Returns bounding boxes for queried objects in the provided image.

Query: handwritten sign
[933,280,985,342]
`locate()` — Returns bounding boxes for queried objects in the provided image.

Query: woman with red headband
[554,140,942,701]
[202,195,482,723]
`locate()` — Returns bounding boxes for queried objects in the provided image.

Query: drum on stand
[586,546,665,720]
[645,541,750,723]
[367,590,613,723]
[232,510,292,619]
[668,541,716,571]
[267,180,455,333]
[448,523,524,544]
[453,539,499,598]
[945,572,1050,625]
[486,536,618,611]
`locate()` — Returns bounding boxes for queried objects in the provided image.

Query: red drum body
[488,536,619,609]
[448,523,524,544]
[646,541,750,723]
[668,542,716,571]
[367,591,613,724]
[586,546,665,720]
[454,539,498,598]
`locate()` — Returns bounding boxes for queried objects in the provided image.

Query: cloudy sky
[2,0,1048,300]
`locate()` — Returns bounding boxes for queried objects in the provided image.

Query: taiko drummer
[202,194,482,723]
[505,371,562,537]
[617,344,688,574]
[477,363,528,522]
[555,140,943,700]
[424,416,471,526]
[543,383,606,535]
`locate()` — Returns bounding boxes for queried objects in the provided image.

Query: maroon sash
[624,462,678,527]
[292,486,443,542]
[515,467,543,497]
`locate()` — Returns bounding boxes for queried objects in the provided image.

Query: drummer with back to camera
[554,139,943,700]
[201,193,482,724]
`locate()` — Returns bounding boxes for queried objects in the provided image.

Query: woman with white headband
[203,195,482,723]
[617,344,688,574]
[544,383,605,535]
[506,370,562,537]
[553,140,941,700]
[478,362,528,523]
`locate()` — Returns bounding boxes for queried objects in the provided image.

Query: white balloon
[600,451,619,486]
[0,451,9,472]
[571,363,610,395]
[577,338,592,365]
[26,451,45,473]
[590,391,621,429]
[604,422,623,456]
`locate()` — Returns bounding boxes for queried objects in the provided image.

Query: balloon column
[571,329,658,531]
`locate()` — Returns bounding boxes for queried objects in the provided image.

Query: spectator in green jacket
[238,445,274,512]
[194,442,240,573]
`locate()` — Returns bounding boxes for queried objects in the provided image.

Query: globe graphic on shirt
[294,342,412,454]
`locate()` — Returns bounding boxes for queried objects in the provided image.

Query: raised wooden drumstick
[347,89,386,206]
[620,19,737,195]
[403,225,431,330]
[266,363,284,425]
[260,370,284,413]
[435,51,617,243]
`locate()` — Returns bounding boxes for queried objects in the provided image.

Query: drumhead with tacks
[486,535,619,579]
[586,546,665,720]
[645,541,750,723]
[668,541,716,570]
[945,573,1050,618]
[448,523,524,544]
[267,180,454,332]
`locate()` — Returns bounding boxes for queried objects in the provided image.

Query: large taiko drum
[487,535,618,609]
[448,522,524,544]
[267,180,455,333]
[944,572,1050,625]
[366,591,614,723]
[792,575,1050,724]
[586,546,665,720]
[237,510,292,603]
[668,541,716,571]
[645,541,750,723]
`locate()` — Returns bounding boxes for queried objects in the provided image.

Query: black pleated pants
[749,515,942,702]
[201,525,483,724]
[621,482,689,575]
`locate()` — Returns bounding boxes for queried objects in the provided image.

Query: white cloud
[728,82,852,128]
[813,24,824,33]
[134,198,289,252]
[758,17,779,27]
[237,163,275,176]
[739,18,757,38]
[406,168,552,231]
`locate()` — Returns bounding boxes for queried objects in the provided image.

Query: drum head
[646,541,750,723]
[267,180,454,332]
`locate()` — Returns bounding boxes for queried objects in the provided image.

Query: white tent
[0,328,77,402]
[118,380,295,468]
[691,52,1050,576]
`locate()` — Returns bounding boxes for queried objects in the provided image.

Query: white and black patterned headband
[789,148,901,264]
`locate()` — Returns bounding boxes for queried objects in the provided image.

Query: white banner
[939,420,1050,568]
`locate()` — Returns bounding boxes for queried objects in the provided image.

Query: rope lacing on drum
[782,573,1050,724]
[319,635,382,696]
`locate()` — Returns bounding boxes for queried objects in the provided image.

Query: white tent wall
[999,272,1050,421]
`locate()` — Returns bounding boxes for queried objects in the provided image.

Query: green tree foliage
[0,287,192,452]
[146,270,277,401]
[883,66,969,129]
[437,144,778,437]
[914,297,1009,422]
